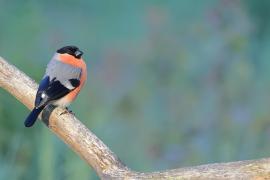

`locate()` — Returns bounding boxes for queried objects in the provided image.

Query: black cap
[57,46,83,59]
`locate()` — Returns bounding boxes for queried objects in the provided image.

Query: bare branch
[0,57,270,179]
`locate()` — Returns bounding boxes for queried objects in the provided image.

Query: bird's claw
[60,108,75,115]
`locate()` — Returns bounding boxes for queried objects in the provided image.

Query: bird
[24,45,87,127]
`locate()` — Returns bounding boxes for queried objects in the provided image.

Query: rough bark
[0,57,270,179]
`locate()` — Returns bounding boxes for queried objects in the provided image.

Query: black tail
[24,107,44,127]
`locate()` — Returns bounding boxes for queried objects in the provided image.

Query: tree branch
[0,57,270,179]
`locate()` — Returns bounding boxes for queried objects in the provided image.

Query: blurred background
[1,0,270,179]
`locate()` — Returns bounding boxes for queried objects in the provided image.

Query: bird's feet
[60,107,75,115]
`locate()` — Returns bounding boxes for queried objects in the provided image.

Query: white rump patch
[41,93,46,98]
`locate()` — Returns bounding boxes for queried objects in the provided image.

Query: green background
[1,0,270,179]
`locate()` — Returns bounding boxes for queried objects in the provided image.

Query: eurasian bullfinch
[24,46,87,127]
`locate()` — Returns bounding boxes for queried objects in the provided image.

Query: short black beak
[75,50,83,58]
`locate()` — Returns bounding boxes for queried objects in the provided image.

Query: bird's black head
[57,45,83,59]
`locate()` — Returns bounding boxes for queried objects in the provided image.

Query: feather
[24,107,44,127]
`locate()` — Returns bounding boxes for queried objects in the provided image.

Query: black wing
[35,76,50,107]
[45,80,71,101]
[35,76,80,108]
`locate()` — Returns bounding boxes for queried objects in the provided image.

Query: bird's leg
[60,107,75,115]
[66,107,75,115]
